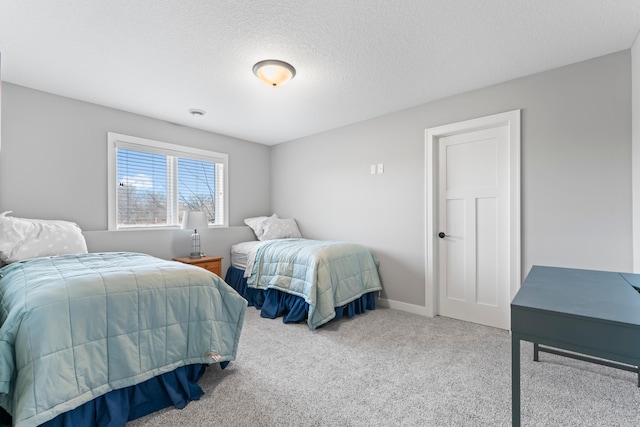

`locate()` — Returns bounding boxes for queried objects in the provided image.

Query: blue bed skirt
[224,266,376,325]
[1,362,227,427]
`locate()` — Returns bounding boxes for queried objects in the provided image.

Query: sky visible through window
[118,149,167,192]
[117,149,217,225]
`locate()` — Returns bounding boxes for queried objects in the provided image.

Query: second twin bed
[226,238,382,330]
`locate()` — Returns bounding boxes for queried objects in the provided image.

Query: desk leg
[512,332,521,427]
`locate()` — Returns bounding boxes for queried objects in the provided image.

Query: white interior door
[437,126,510,329]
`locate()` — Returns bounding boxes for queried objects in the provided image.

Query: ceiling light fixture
[252,59,296,87]
[189,108,205,117]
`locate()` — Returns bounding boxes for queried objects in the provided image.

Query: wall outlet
[370,164,376,174]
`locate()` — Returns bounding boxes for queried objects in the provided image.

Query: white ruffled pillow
[244,213,278,240]
[0,211,88,264]
[259,217,302,241]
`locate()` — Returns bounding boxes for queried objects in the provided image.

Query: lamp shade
[253,59,296,87]
[181,211,208,231]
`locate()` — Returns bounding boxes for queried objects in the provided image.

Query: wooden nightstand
[172,256,223,277]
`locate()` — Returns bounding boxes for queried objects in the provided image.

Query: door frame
[424,110,521,318]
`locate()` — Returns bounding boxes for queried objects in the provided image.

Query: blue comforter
[246,239,382,329]
[0,252,246,427]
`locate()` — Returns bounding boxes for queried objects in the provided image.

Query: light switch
[377,163,384,174]
[370,165,376,174]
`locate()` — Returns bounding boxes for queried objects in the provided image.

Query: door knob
[438,232,448,238]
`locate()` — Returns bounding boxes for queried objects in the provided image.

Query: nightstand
[172,256,223,277]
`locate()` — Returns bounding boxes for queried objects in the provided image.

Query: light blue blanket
[247,239,382,329]
[0,252,246,427]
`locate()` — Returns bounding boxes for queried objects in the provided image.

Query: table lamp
[181,211,208,258]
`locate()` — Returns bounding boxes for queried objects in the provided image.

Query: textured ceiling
[1,1,639,145]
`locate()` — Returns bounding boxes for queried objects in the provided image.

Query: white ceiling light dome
[252,59,296,87]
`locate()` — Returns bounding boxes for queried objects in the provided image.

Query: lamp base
[189,252,203,259]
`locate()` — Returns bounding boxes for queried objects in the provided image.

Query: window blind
[109,133,227,229]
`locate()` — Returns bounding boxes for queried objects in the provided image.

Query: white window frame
[107,132,229,231]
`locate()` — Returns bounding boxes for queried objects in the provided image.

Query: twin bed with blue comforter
[0,252,246,427]
[226,238,383,329]
[0,213,380,426]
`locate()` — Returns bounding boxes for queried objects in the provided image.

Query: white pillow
[244,213,278,240]
[260,217,303,241]
[0,212,88,263]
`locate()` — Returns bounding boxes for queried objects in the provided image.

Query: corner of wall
[632,32,640,272]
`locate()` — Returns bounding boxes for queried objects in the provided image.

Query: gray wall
[632,33,640,272]
[271,50,633,309]
[0,83,269,272]
[0,51,633,312]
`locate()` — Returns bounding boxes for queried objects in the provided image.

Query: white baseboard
[376,297,431,317]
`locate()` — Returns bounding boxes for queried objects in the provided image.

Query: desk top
[512,265,640,327]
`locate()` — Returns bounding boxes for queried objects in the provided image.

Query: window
[107,133,228,230]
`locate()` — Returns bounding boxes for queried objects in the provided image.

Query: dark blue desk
[511,266,640,426]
